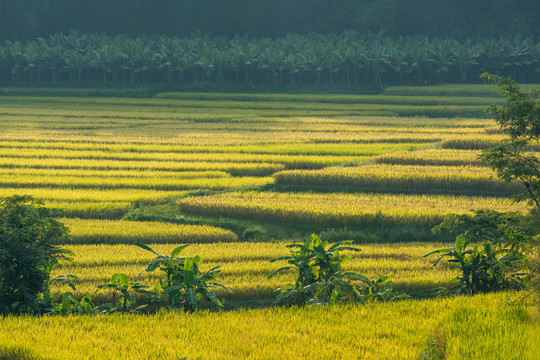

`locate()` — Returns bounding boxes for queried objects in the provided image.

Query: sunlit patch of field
[177,191,526,228]
[1,87,539,359]
[273,164,521,194]
[0,292,537,360]
[51,242,458,302]
[61,218,238,245]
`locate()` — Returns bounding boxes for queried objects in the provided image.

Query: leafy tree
[427,75,539,296]
[0,195,70,315]
[480,74,540,303]
[480,73,540,210]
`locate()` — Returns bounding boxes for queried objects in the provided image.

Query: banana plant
[269,234,360,305]
[47,274,96,315]
[90,46,112,84]
[135,243,232,312]
[94,273,153,314]
[55,293,96,315]
[360,43,389,91]
[270,234,402,306]
[426,39,456,84]
[453,40,481,83]
[334,40,359,85]
[424,227,531,295]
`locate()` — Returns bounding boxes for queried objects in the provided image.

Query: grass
[61,218,238,244]
[177,191,527,228]
[0,292,537,360]
[273,164,521,195]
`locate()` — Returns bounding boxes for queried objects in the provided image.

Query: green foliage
[480,74,540,210]
[306,273,401,306]
[269,234,400,306]
[135,243,231,312]
[426,224,532,295]
[54,293,96,315]
[0,195,70,315]
[93,273,152,314]
[481,74,540,141]
[47,243,231,314]
[1,32,540,87]
[432,210,522,242]
[46,274,97,315]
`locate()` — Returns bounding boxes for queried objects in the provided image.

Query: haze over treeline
[1,0,539,41]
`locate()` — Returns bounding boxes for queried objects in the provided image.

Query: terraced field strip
[0,94,492,117]
[0,187,186,203]
[177,191,527,228]
[0,172,272,191]
[0,132,446,147]
[0,157,286,176]
[62,218,238,244]
[0,113,493,133]
[0,188,184,219]
[442,135,540,151]
[374,149,486,166]
[274,164,521,194]
[2,293,535,360]
[385,83,540,96]
[52,242,458,301]
[155,92,504,105]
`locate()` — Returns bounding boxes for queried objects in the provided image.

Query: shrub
[0,195,70,315]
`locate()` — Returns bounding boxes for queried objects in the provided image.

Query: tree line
[1,31,539,88]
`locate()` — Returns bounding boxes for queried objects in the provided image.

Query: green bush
[0,195,70,315]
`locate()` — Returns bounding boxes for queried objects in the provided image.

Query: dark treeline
[1,32,539,88]
[0,0,539,41]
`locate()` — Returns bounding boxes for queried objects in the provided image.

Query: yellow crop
[0,293,536,360]
[62,218,238,244]
[0,173,272,191]
[177,191,526,227]
[273,164,521,193]
[374,149,485,166]
[51,242,457,300]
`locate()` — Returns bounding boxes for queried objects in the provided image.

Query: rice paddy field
[1,85,539,359]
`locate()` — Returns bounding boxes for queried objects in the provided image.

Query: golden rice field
[51,242,457,303]
[0,94,515,220]
[61,218,239,244]
[177,191,527,228]
[273,164,522,194]
[1,87,539,359]
[374,149,488,166]
[0,293,537,360]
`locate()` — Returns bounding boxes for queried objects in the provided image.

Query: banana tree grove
[0,31,539,88]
